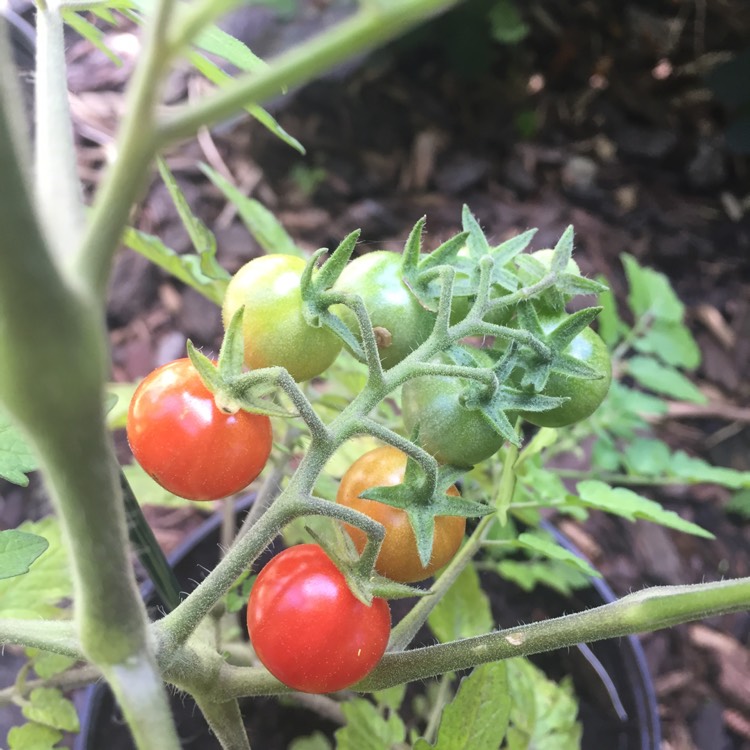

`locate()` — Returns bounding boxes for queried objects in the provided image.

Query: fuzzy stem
[0,620,83,659]
[192,694,251,750]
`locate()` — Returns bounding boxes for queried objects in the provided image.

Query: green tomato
[518,318,611,428]
[222,254,342,382]
[333,251,436,368]
[402,374,505,468]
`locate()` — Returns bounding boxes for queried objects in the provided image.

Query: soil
[2,1,750,748]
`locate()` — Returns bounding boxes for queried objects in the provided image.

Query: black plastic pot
[74,506,661,749]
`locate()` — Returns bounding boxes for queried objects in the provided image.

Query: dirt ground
[3,0,750,748]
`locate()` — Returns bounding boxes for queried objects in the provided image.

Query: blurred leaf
[105,382,138,430]
[22,689,79,733]
[200,163,302,256]
[669,451,750,489]
[632,320,701,370]
[496,559,590,596]
[335,699,406,750]
[373,684,407,712]
[727,489,750,518]
[488,0,529,45]
[62,11,122,66]
[0,531,48,580]
[0,406,37,486]
[7,722,63,750]
[515,532,599,578]
[122,463,192,508]
[621,254,684,323]
[123,226,228,305]
[505,658,582,750]
[595,277,625,348]
[575,480,713,538]
[0,517,71,618]
[428,565,492,642]
[623,439,671,476]
[290,733,332,750]
[417,662,510,750]
[27,650,76,680]
[626,356,707,404]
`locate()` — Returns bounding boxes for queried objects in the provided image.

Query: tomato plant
[337,445,465,582]
[127,358,272,500]
[222,254,342,381]
[246,544,391,693]
[518,318,612,428]
[333,250,436,368]
[401,374,505,467]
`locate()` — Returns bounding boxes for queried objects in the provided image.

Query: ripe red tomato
[222,254,342,382]
[127,359,272,501]
[337,446,465,583]
[247,544,391,693]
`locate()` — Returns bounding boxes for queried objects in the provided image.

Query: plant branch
[192,694,251,750]
[155,0,463,145]
[0,620,83,659]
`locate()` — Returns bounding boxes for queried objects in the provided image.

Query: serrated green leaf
[516,532,599,578]
[122,226,228,305]
[428,565,492,642]
[28,650,77,680]
[633,320,701,370]
[0,406,37,486]
[497,559,591,596]
[334,698,406,750]
[7,722,63,750]
[22,688,79,732]
[290,732,333,750]
[621,254,684,323]
[0,517,71,618]
[575,480,713,538]
[200,163,302,256]
[0,531,48,580]
[626,356,707,403]
[670,451,750,489]
[422,662,510,750]
[505,658,582,750]
[623,439,672,476]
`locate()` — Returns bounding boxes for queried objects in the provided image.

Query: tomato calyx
[358,453,491,567]
[512,303,606,392]
[187,309,297,419]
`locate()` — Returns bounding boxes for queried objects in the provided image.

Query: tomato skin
[519,319,612,428]
[401,376,504,468]
[127,359,272,501]
[247,544,390,693]
[337,446,465,583]
[222,254,342,382]
[333,251,435,368]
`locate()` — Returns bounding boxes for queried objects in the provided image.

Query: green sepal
[186,340,222,391]
[549,224,574,273]
[370,573,431,600]
[361,458,492,567]
[216,306,246,379]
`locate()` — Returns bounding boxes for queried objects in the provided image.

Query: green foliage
[7,722,63,750]
[428,565,493,642]
[0,406,37,486]
[0,517,71,619]
[414,662,510,750]
[25,650,77,680]
[334,698,407,750]
[121,462,193,508]
[21,688,80,733]
[0,530,49,579]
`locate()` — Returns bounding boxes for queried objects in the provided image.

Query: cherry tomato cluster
[126,241,612,694]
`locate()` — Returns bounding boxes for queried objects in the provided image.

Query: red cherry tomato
[127,358,272,501]
[247,544,391,693]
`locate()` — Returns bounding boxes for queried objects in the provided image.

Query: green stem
[155,0,463,145]
[192,694,251,750]
[35,4,85,270]
[0,620,83,659]
[75,0,176,299]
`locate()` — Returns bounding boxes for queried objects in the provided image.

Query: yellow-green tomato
[222,254,342,382]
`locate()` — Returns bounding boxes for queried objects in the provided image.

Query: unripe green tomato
[402,374,505,468]
[222,254,342,382]
[333,251,436,368]
[519,318,611,428]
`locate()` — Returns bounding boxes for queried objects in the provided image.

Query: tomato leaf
[428,564,493,642]
[25,650,77,680]
[632,320,701,370]
[574,480,714,538]
[22,689,79,733]
[625,356,707,403]
[334,699,406,750]
[496,559,591,595]
[596,277,625,347]
[289,732,332,750]
[515,532,600,579]
[7,722,63,750]
[417,662,511,750]
[0,531,48,580]
[622,254,684,323]
[0,406,37,486]
[0,517,71,619]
